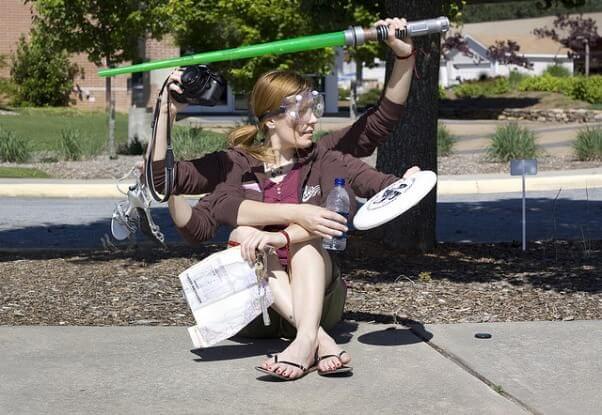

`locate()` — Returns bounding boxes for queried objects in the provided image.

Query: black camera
[170,65,225,106]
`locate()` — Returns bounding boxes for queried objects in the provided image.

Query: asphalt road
[1,188,600,250]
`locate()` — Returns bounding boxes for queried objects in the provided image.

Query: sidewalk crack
[405,322,543,415]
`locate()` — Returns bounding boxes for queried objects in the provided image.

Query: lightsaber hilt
[344,16,450,47]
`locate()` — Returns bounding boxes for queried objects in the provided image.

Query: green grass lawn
[0,107,128,152]
[0,166,50,178]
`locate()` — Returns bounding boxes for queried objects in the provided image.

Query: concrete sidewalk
[1,167,601,198]
[1,321,599,414]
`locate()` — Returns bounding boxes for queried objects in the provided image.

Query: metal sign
[510,159,538,251]
[510,159,537,176]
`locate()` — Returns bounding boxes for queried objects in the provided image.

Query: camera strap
[145,78,176,203]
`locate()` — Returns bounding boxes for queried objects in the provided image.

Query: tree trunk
[105,56,116,159]
[375,0,442,251]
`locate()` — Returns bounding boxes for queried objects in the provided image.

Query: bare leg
[229,228,350,377]
[260,248,351,373]
[267,239,351,378]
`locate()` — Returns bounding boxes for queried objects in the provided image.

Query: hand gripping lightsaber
[98,16,449,77]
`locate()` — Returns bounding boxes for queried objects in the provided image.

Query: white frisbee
[353,170,437,230]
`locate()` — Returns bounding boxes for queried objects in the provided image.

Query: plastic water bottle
[322,177,350,251]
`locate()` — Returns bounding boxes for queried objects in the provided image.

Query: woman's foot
[316,328,352,373]
[261,333,317,379]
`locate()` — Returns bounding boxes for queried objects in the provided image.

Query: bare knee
[289,239,332,281]
[289,238,322,255]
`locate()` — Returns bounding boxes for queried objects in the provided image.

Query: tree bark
[375,0,442,251]
[105,56,116,159]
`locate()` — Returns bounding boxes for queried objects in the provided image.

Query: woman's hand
[161,69,188,114]
[403,166,421,179]
[373,17,414,59]
[239,228,287,264]
[291,204,348,239]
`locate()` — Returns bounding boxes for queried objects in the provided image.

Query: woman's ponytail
[228,124,259,148]
[228,124,272,161]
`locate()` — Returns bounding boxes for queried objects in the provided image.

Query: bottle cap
[334,177,345,186]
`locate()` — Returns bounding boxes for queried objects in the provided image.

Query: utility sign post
[510,159,538,251]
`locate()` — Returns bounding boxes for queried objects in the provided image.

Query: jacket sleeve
[150,150,235,195]
[175,202,220,245]
[318,96,404,158]
[335,152,399,198]
[202,181,247,228]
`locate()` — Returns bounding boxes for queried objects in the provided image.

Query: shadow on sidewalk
[190,320,359,362]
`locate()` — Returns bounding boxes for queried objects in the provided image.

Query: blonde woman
[157,18,418,380]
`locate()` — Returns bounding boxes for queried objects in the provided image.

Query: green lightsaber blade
[98,31,345,77]
[98,17,449,77]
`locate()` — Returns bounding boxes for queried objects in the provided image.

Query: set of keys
[253,247,275,327]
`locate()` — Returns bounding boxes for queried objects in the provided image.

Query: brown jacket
[152,97,404,243]
[200,144,399,231]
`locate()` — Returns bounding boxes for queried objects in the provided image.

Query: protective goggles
[258,90,324,124]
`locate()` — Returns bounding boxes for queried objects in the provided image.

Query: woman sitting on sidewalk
[193,75,420,381]
[160,18,419,380]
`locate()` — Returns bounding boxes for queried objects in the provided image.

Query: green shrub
[172,126,227,160]
[453,82,485,98]
[437,123,455,156]
[58,128,103,161]
[569,76,602,104]
[338,87,350,100]
[490,77,511,95]
[439,85,447,99]
[574,126,602,161]
[59,129,83,161]
[357,88,381,108]
[0,126,31,162]
[0,79,16,103]
[508,70,529,88]
[487,122,538,162]
[10,30,79,107]
[518,75,602,104]
[518,74,570,93]
[453,77,511,98]
[543,64,571,77]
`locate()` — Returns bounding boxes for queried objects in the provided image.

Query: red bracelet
[279,230,290,249]
[396,49,416,60]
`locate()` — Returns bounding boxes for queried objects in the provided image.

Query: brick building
[0,1,179,113]
[1,1,339,117]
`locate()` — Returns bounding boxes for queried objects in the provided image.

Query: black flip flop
[255,355,317,381]
[316,351,353,376]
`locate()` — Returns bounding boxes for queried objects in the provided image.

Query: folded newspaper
[179,246,273,348]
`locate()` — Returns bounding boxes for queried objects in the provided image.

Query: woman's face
[270,99,318,150]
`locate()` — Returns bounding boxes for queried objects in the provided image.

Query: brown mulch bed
[2,153,599,180]
[438,153,600,176]
[1,238,600,326]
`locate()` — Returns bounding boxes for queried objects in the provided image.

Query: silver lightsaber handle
[345,16,450,47]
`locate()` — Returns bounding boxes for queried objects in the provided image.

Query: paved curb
[439,168,602,195]
[1,168,601,198]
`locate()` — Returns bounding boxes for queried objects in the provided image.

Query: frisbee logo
[353,171,437,231]
[367,178,413,210]
[302,185,321,202]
